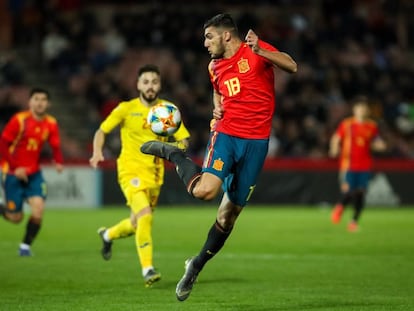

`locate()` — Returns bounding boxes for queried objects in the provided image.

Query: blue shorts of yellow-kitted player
[4,171,47,213]
[202,131,269,207]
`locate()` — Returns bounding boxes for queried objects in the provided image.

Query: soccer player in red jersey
[141,13,297,300]
[0,88,63,256]
[329,96,386,232]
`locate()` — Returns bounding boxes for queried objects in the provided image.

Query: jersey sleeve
[258,40,279,67]
[1,115,20,143]
[372,123,379,139]
[47,118,64,164]
[258,40,278,52]
[208,61,220,93]
[335,121,345,140]
[100,102,127,133]
[0,136,11,164]
[0,116,20,166]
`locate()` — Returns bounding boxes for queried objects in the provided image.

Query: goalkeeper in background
[89,64,190,287]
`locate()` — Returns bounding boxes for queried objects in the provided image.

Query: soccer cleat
[347,221,359,232]
[144,269,161,287]
[140,141,183,161]
[19,247,32,257]
[176,257,200,301]
[331,204,344,224]
[97,227,112,260]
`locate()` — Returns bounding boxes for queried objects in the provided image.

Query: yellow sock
[108,218,135,240]
[135,213,153,269]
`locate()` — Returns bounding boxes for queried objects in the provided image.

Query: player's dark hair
[138,64,161,77]
[351,95,369,106]
[30,87,50,99]
[204,13,238,36]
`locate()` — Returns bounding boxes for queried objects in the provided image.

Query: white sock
[142,266,154,277]
[103,230,111,242]
[20,243,30,250]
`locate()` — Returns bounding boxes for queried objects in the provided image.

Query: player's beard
[210,39,225,59]
[211,48,225,59]
[141,90,159,103]
[32,105,48,118]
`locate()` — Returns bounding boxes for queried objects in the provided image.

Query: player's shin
[170,153,202,196]
[340,191,353,206]
[192,220,232,271]
[136,213,154,271]
[352,191,365,222]
[23,216,41,245]
[108,218,135,239]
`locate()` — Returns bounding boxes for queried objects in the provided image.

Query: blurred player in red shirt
[141,13,297,300]
[329,96,386,232]
[0,88,63,256]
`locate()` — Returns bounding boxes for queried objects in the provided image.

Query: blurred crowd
[1,0,414,159]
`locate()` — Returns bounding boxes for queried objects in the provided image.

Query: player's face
[353,103,369,119]
[137,71,161,103]
[204,26,225,59]
[29,92,49,117]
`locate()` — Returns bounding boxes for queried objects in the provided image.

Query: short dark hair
[138,64,160,78]
[351,95,369,106]
[30,87,50,99]
[203,13,238,35]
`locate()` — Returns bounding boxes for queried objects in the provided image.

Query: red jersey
[208,40,278,139]
[0,111,63,175]
[336,117,379,171]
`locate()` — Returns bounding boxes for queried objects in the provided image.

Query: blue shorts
[4,171,47,213]
[202,131,269,207]
[341,171,371,191]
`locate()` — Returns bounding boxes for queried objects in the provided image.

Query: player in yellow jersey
[89,64,190,287]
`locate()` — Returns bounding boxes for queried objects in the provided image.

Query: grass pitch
[1,206,413,311]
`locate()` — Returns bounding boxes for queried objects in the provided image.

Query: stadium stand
[1,0,413,160]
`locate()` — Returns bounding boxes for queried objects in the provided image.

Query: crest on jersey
[212,158,224,171]
[238,58,250,73]
[7,200,16,211]
[130,177,140,187]
[42,130,49,140]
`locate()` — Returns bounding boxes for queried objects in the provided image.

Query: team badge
[212,158,224,171]
[130,177,140,187]
[237,58,250,73]
[42,130,49,140]
[7,200,16,211]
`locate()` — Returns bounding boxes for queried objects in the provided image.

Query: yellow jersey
[100,97,190,188]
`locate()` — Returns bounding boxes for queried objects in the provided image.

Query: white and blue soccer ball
[147,102,182,136]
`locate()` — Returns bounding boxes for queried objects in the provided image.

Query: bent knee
[193,186,220,201]
[5,213,24,223]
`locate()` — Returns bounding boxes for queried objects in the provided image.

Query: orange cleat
[347,221,359,232]
[331,204,344,224]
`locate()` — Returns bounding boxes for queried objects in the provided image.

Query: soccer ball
[147,102,182,136]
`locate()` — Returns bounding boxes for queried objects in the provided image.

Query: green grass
[1,206,414,311]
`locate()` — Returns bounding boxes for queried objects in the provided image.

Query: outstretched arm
[245,29,297,74]
[48,123,64,173]
[89,129,106,169]
[212,90,223,120]
[329,133,341,158]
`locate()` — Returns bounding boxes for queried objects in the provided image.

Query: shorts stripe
[204,131,218,168]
